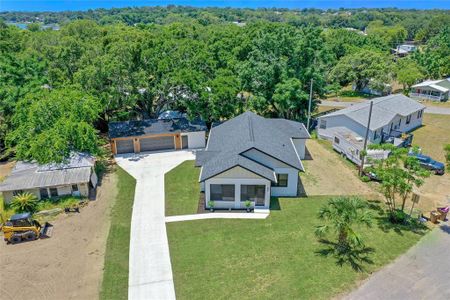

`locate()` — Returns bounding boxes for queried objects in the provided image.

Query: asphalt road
[344,224,450,300]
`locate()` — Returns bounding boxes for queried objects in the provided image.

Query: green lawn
[100,167,136,300]
[167,197,421,299]
[165,160,200,216]
[167,197,426,300]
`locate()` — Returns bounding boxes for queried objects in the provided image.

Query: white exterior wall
[1,183,89,203]
[271,167,299,197]
[240,149,299,197]
[184,131,206,149]
[2,189,40,203]
[292,138,307,159]
[205,166,271,209]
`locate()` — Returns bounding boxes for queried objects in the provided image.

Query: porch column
[234,184,241,209]
[265,184,271,208]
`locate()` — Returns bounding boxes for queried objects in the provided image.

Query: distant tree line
[0,7,448,163]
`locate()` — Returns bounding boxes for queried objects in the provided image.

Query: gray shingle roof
[108,117,207,139]
[197,111,310,182]
[0,153,94,192]
[321,94,425,130]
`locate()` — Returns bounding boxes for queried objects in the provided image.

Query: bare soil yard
[301,139,379,197]
[412,114,450,213]
[0,171,117,300]
[0,161,14,182]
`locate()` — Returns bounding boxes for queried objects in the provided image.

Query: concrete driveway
[344,225,450,300]
[115,150,196,300]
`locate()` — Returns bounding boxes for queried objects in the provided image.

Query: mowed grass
[100,167,136,300]
[413,114,450,161]
[165,160,200,216]
[167,196,426,300]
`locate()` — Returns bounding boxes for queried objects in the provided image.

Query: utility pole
[359,101,373,176]
[306,78,313,132]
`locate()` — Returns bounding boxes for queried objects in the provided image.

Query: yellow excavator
[1,212,53,244]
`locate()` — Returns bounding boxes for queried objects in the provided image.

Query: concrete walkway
[344,224,450,300]
[115,150,196,300]
[165,212,269,223]
[319,100,450,115]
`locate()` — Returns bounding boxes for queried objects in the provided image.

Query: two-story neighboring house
[317,94,425,144]
[410,79,450,102]
[195,111,310,211]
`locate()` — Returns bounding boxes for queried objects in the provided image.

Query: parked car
[408,153,445,175]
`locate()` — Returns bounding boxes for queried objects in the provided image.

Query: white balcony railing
[410,92,443,101]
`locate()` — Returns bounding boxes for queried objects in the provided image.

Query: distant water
[1,0,449,12]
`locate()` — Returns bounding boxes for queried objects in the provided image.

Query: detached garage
[109,117,207,155]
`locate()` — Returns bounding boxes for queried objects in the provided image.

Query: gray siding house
[0,153,97,203]
[195,111,310,211]
[318,94,425,144]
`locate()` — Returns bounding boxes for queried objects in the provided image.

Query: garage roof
[108,117,207,139]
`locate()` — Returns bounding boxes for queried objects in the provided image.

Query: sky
[1,0,449,12]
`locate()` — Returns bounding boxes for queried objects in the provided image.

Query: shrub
[389,209,408,224]
[10,192,39,213]
[361,175,371,183]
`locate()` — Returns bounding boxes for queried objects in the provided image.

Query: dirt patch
[0,171,118,300]
[301,140,379,198]
[413,174,450,214]
[0,161,15,182]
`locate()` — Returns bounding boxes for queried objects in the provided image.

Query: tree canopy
[0,7,448,163]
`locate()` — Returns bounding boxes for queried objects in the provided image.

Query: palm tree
[10,192,39,213]
[315,197,373,252]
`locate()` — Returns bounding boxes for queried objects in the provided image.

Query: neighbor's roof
[412,79,450,92]
[0,152,94,192]
[320,94,425,131]
[108,117,207,139]
[196,111,310,182]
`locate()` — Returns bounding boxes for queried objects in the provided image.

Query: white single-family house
[195,111,310,210]
[317,94,425,144]
[410,79,450,102]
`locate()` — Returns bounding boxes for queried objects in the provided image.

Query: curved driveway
[116,150,195,300]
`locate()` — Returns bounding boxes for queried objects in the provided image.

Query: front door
[255,186,266,206]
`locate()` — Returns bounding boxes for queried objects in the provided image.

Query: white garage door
[116,139,135,154]
[140,136,175,152]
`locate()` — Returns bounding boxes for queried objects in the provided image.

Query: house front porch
[410,92,448,102]
[204,178,271,210]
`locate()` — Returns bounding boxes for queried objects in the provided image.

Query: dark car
[408,153,445,175]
